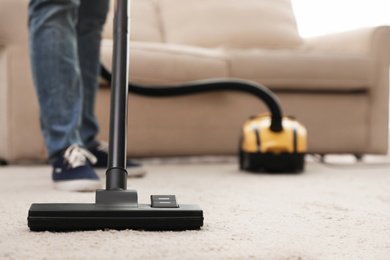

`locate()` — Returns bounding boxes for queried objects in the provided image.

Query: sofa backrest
[103,0,303,49]
[103,0,164,42]
[158,0,302,49]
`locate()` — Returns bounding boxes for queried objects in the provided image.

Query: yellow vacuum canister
[240,113,307,173]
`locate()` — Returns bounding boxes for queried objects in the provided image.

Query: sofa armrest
[0,0,47,162]
[0,44,8,162]
[0,0,29,45]
[303,26,390,59]
[305,26,390,154]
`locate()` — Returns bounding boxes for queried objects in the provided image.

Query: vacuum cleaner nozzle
[28,191,203,231]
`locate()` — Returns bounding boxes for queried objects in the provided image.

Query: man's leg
[28,0,101,191]
[76,0,109,149]
[28,0,84,160]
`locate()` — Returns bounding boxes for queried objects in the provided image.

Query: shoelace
[63,144,97,169]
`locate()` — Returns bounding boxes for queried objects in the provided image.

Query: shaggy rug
[0,156,389,259]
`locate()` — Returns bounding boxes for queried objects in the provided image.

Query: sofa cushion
[101,40,230,85]
[227,49,374,91]
[102,0,162,42]
[158,0,302,49]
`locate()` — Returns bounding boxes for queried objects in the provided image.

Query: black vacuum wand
[27,0,203,231]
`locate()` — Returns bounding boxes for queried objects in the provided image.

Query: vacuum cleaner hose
[100,64,283,132]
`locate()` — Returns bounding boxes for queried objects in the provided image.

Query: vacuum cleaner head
[28,203,203,232]
[240,113,307,173]
[28,191,203,231]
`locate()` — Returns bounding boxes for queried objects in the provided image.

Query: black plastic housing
[240,150,305,173]
[28,203,203,231]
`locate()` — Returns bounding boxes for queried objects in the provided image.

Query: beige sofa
[1,0,390,163]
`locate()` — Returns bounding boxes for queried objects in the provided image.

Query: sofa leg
[0,159,7,166]
[355,154,363,162]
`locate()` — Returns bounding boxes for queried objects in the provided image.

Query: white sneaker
[52,144,102,192]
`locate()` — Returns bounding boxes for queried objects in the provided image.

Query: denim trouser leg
[28,0,109,159]
[77,0,109,149]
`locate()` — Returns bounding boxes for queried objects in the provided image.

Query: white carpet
[0,157,390,260]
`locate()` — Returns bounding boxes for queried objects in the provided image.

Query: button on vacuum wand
[151,195,179,208]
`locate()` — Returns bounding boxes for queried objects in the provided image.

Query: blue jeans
[28,0,110,160]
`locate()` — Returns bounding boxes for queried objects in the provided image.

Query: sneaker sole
[53,180,102,192]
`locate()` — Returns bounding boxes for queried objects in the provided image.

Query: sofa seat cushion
[158,0,302,49]
[227,49,374,91]
[101,40,230,85]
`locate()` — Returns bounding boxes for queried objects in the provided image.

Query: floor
[0,155,389,260]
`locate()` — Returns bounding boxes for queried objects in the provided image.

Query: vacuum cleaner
[102,64,307,173]
[239,114,307,173]
[27,0,203,232]
[101,74,307,174]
